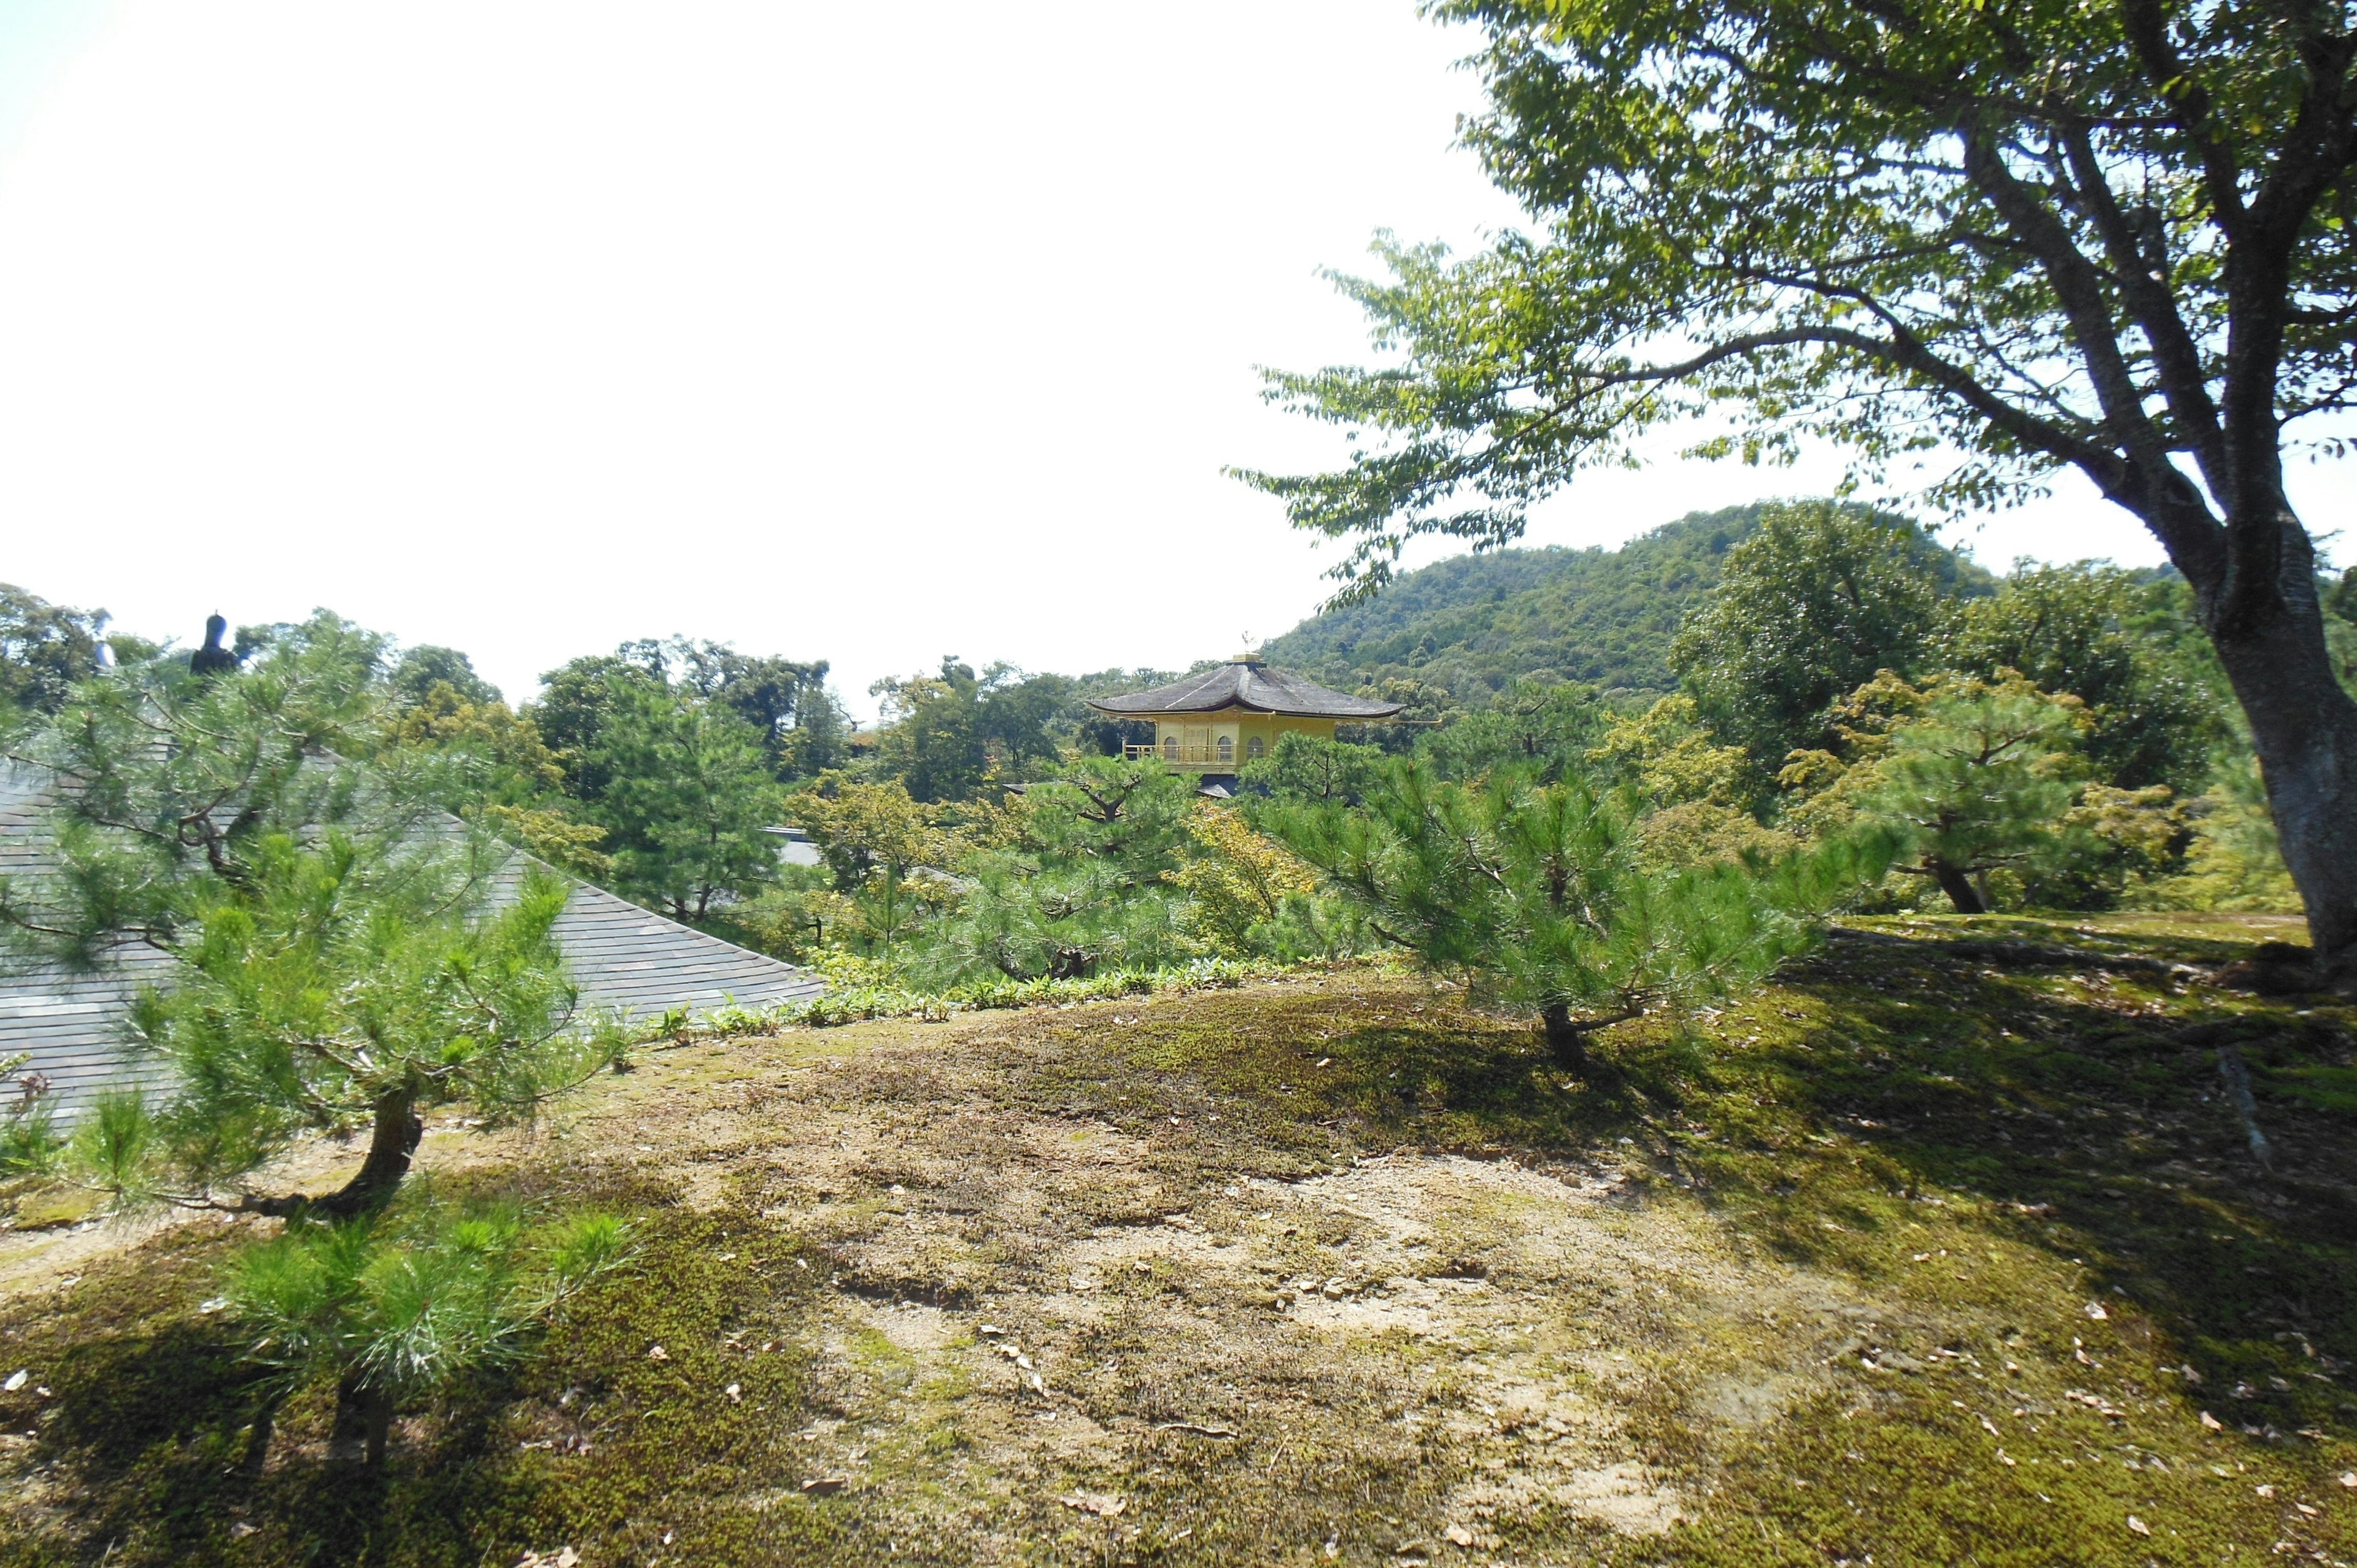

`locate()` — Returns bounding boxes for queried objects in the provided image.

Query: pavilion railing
[1121,742,1260,767]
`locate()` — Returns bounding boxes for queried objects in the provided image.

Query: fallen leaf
[1057,1491,1126,1516]
[801,1477,847,1496]
[2084,1302,2110,1321]
[2126,1515,2150,1537]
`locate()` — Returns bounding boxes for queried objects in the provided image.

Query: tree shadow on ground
[1759,931,2357,1434]
[1096,949,2357,1442]
[0,1170,794,1568]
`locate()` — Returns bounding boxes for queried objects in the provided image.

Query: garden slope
[2,914,2356,1566]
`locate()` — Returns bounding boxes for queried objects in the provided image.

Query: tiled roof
[0,770,822,1120]
[1086,658,1403,719]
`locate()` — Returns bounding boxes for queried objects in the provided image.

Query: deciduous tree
[1242,0,2357,987]
[1666,503,1968,781]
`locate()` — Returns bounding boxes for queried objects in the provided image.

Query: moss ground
[1,913,2353,1566]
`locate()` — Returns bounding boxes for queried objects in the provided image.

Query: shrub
[1266,760,1870,1072]
[226,1190,633,1467]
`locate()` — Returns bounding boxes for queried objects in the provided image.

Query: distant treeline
[6,499,2351,976]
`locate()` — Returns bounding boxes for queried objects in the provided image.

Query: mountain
[1261,504,1769,701]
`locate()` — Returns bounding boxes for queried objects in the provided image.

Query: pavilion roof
[1086,657,1403,720]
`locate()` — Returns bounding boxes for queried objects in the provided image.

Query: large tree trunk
[2205,582,2357,993]
[326,1087,425,1218]
[1540,1004,1589,1073]
[1926,857,1988,915]
[254,1087,422,1221]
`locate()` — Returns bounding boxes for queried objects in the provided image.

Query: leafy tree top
[1240,0,2357,631]
[390,645,500,709]
[0,584,128,716]
[1668,500,1978,778]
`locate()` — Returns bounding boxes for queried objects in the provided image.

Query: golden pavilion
[1086,654,1403,775]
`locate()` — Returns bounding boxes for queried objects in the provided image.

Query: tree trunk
[2204,584,2357,995]
[1926,857,1988,914]
[327,1371,394,1469]
[256,1087,423,1221]
[329,1087,424,1217]
[1540,1005,1589,1073]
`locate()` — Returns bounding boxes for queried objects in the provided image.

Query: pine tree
[1266,762,1865,1071]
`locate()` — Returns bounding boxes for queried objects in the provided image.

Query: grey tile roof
[1085,658,1403,719]
[0,771,822,1121]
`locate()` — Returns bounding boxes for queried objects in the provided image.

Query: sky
[0,1,2346,719]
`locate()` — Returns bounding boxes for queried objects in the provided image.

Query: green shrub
[225,1189,633,1467]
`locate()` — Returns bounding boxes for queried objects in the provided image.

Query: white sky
[0,2,2345,718]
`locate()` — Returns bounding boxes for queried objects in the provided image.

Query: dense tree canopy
[389,645,500,709]
[1668,501,1983,781]
[0,585,118,715]
[1942,563,2224,790]
[869,658,1075,802]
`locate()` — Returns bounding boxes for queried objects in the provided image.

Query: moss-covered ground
[1,911,2353,1566]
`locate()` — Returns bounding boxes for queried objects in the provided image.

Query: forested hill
[1263,501,1993,702]
[1261,504,1767,700]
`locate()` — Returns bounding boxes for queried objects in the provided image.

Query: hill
[1261,505,1766,700]
[1263,502,1994,703]
[2,913,2350,1566]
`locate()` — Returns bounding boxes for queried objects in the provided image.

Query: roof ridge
[1085,659,1404,720]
